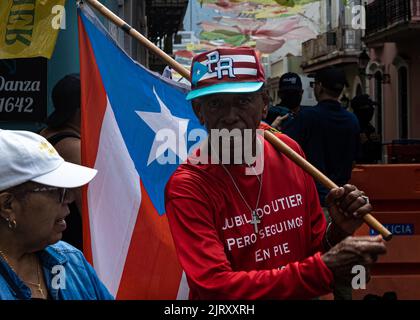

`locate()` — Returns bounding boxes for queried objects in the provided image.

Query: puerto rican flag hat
[186,47,266,101]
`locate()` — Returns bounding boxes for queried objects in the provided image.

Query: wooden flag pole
[264,131,392,241]
[82,0,392,241]
[82,0,189,79]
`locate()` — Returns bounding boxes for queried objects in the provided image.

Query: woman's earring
[6,218,17,230]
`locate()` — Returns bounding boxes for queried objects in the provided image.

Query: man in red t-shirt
[165,47,386,300]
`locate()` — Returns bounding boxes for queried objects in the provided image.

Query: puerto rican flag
[77,6,202,299]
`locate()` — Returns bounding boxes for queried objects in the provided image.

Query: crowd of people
[0,47,387,300]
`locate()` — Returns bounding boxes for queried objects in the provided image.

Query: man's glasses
[27,187,68,204]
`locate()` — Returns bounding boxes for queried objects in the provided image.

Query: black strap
[121,23,132,34]
[46,132,80,146]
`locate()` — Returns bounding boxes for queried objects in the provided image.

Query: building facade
[365,0,420,145]
[301,0,365,105]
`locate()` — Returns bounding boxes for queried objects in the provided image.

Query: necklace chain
[221,164,263,233]
[0,249,45,298]
[209,137,264,233]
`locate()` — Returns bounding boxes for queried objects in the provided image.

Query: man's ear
[261,91,270,118]
[192,100,205,125]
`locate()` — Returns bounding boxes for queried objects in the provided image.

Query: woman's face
[8,183,74,251]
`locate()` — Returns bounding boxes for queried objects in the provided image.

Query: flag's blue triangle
[191,62,208,85]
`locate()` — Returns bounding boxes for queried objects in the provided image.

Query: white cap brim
[31,161,97,188]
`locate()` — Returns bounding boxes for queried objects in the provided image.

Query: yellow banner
[0,0,66,59]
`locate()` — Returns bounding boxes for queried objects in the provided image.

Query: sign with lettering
[0,58,47,122]
[370,224,415,236]
[0,0,66,59]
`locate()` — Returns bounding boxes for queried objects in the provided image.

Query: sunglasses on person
[26,187,68,204]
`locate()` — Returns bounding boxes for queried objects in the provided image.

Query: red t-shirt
[165,124,333,299]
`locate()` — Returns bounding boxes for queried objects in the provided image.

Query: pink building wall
[368,41,420,142]
[406,42,420,139]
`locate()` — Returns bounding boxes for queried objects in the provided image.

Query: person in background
[265,72,304,131]
[39,74,83,250]
[284,67,360,209]
[351,94,382,164]
[284,66,361,300]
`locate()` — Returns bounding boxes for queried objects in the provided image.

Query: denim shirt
[0,241,114,300]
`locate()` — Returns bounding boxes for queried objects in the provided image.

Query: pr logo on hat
[187,47,266,101]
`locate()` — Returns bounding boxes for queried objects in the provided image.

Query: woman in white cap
[0,130,113,300]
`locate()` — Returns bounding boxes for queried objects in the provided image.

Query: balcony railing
[302,27,362,65]
[146,0,189,42]
[366,0,420,37]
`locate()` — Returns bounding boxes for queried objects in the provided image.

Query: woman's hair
[1,181,37,204]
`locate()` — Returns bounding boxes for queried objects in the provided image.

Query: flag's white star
[135,87,189,165]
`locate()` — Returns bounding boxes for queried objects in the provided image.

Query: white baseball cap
[0,129,97,192]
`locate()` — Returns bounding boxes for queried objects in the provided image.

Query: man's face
[279,89,303,110]
[355,105,375,125]
[193,91,269,133]
[313,81,322,102]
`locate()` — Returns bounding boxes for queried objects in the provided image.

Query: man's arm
[320,185,387,285]
[282,110,305,145]
[281,139,387,287]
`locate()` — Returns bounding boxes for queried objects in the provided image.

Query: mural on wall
[173,0,321,76]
